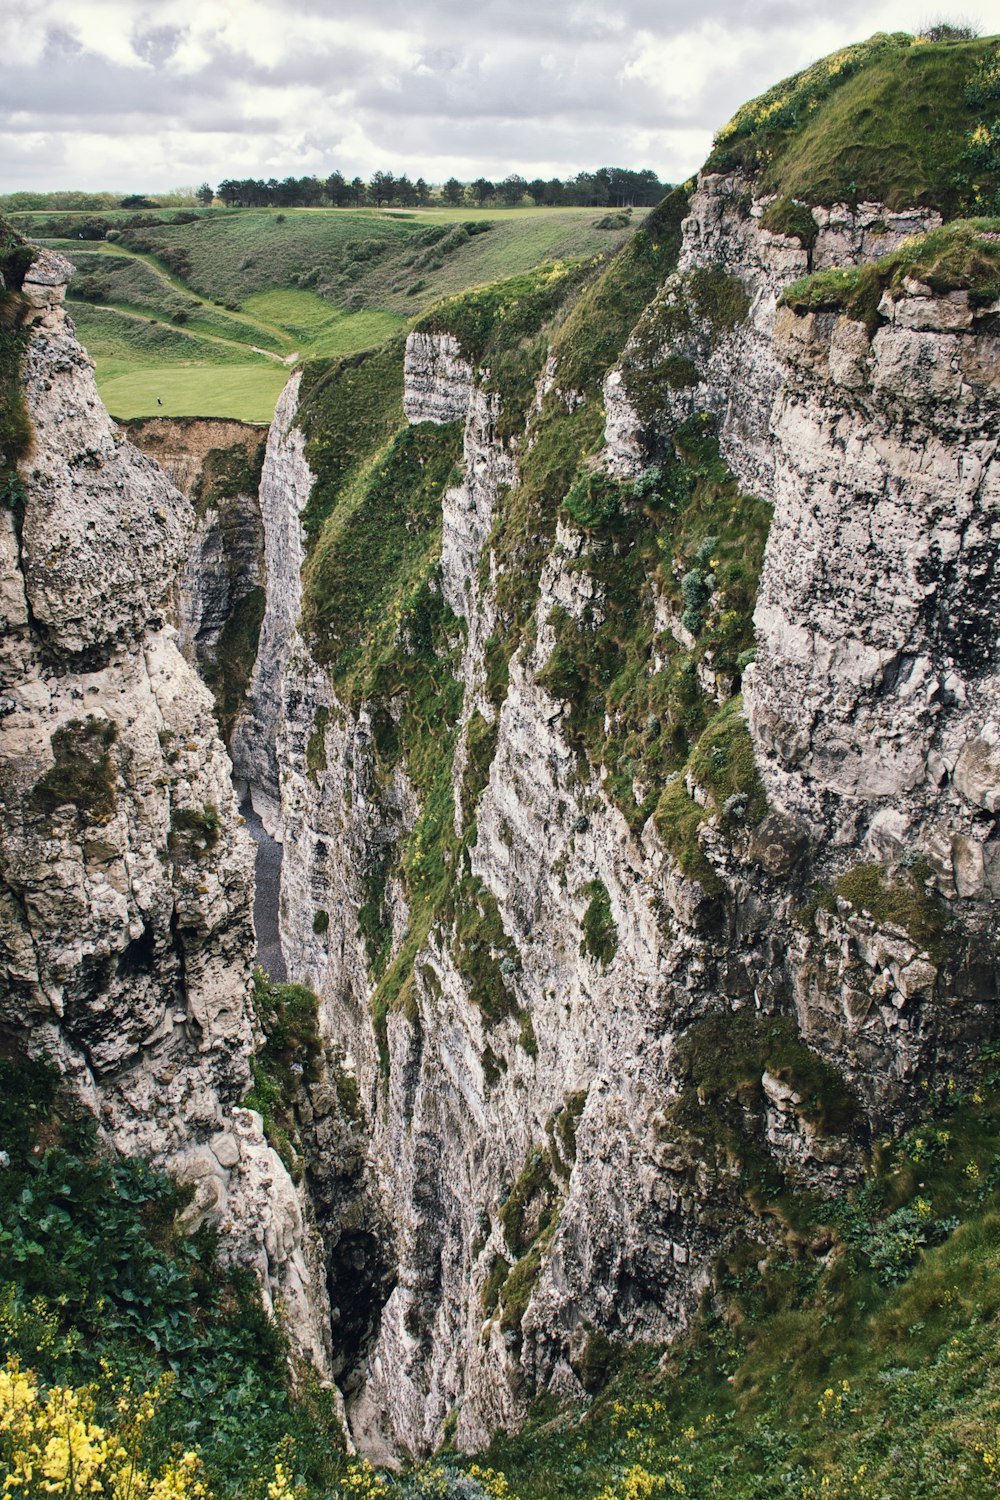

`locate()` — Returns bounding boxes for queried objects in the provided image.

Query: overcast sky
[2,0,998,193]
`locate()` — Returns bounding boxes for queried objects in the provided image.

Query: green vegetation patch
[760,195,819,248]
[416,259,584,366]
[243,968,323,1177]
[782,217,1000,329]
[297,336,406,545]
[532,417,769,832]
[653,696,767,893]
[168,802,222,858]
[95,362,289,423]
[450,874,521,1026]
[834,860,952,961]
[0,1055,346,1499]
[302,419,462,675]
[674,1009,860,1145]
[32,716,118,822]
[707,32,999,215]
[579,880,618,968]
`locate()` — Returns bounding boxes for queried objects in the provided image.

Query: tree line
[205,166,666,210]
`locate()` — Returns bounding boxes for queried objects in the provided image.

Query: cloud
[0,0,964,191]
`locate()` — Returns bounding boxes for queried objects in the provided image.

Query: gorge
[2,28,1000,1500]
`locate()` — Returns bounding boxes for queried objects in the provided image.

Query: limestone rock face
[404,332,474,424]
[745,293,1000,894]
[193,182,997,1462]
[231,372,313,832]
[20,319,189,657]
[0,262,332,1378]
[604,175,941,497]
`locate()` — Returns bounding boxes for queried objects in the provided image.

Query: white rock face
[231,371,313,834]
[404,332,474,424]
[244,204,998,1464]
[0,259,333,1379]
[604,175,941,497]
[745,296,1000,893]
[264,336,779,1456]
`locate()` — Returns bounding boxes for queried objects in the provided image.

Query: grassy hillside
[17,205,643,421]
[0,1035,348,1500]
[707,30,1000,214]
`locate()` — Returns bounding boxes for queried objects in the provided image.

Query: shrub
[563,470,624,530]
[32,717,118,822]
[580,880,618,968]
[923,19,980,42]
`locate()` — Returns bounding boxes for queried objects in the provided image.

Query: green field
[96,366,288,421]
[21,205,644,421]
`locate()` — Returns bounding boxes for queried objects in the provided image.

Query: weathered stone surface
[745,289,1000,869]
[403,332,474,425]
[0,285,334,1384]
[230,371,312,833]
[20,316,190,658]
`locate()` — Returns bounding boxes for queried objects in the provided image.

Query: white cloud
[1,0,997,192]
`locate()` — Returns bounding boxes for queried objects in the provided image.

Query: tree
[351,176,366,206]
[370,170,395,207]
[415,177,431,206]
[196,182,214,207]
[498,173,527,207]
[395,173,417,206]
[442,177,465,206]
[326,170,349,206]
[471,177,494,206]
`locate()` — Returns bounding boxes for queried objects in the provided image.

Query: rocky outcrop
[745,288,1000,892]
[231,372,313,835]
[127,416,268,742]
[604,175,942,496]
[0,252,332,1380]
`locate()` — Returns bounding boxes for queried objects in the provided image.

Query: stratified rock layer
[247,175,998,1460]
[0,254,333,1379]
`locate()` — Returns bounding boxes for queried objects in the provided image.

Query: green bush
[32,717,118,822]
[0,1056,346,1499]
[562,470,624,530]
[579,880,618,968]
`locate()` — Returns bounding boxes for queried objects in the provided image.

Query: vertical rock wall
[0,254,333,1381]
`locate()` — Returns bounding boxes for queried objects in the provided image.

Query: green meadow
[22,205,644,421]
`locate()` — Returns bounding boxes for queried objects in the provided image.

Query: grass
[22,205,643,419]
[782,217,1000,328]
[242,969,323,1178]
[707,32,1000,214]
[95,364,288,422]
[241,288,403,355]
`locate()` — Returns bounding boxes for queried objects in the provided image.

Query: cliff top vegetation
[707,29,1000,214]
[782,216,1000,324]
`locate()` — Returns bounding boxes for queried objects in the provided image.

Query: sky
[1,0,999,194]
